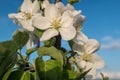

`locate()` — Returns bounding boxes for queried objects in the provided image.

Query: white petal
[8,13,24,19]
[72,43,85,55]
[73,15,86,27]
[55,2,65,14]
[59,26,76,40]
[32,16,51,30]
[41,0,50,9]
[21,0,32,12]
[61,11,73,27]
[85,62,96,79]
[66,4,74,11]
[73,32,88,44]
[26,39,34,49]
[85,39,100,54]
[45,4,60,19]
[31,0,40,13]
[93,54,104,69]
[40,29,59,41]
[20,20,34,31]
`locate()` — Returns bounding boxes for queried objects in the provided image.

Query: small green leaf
[33,28,43,38]
[76,68,92,80]
[12,29,29,49]
[38,46,63,65]
[68,0,80,4]
[35,58,62,80]
[100,73,109,80]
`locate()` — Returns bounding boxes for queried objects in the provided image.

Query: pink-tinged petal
[32,15,51,30]
[40,29,59,41]
[32,0,40,13]
[59,26,76,40]
[45,4,60,19]
[85,39,100,54]
[21,0,32,13]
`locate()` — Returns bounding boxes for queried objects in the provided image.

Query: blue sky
[0,0,120,79]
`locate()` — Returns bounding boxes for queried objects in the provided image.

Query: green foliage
[26,48,37,55]
[33,28,43,38]
[12,29,29,49]
[38,46,64,65]
[100,73,109,80]
[44,37,56,47]
[68,0,80,4]
[35,57,62,80]
[0,40,18,79]
[7,70,34,80]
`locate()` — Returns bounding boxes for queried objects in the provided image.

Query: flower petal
[85,62,96,79]
[73,15,86,28]
[40,28,59,41]
[31,0,40,13]
[72,43,85,55]
[20,20,34,31]
[93,54,104,69]
[66,4,74,11]
[21,0,32,12]
[41,0,50,9]
[45,4,60,19]
[61,11,73,27]
[59,26,76,40]
[85,39,100,54]
[73,32,88,44]
[55,2,65,14]
[32,16,51,30]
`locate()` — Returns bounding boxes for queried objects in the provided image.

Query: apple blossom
[73,34,104,79]
[8,0,41,31]
[32,3,76,41]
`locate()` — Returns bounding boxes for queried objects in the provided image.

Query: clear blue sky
[0,0,120,78]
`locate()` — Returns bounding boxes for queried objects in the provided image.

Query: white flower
[32,3,76,41]
[73,37,104,79]
[8,0,41,31]
[66,4,86,31]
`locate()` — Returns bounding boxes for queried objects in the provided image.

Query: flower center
[51,18,61,29]
[24,12,33,20]
[81,54,93,62]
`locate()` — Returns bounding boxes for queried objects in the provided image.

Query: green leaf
[26,48,37,55]
[38,46,63,65]
[12,29,29,49]
[0,40,18,78]
[7,70,24,80]
[35,58,62,80]
[34,28,43,38]
[7,70,34,80]
[44,37,56,47]
[76,68,91,80]
[0,40,18,52]
[68,0,80,4]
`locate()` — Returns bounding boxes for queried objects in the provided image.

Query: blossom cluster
[8,0,104,79]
